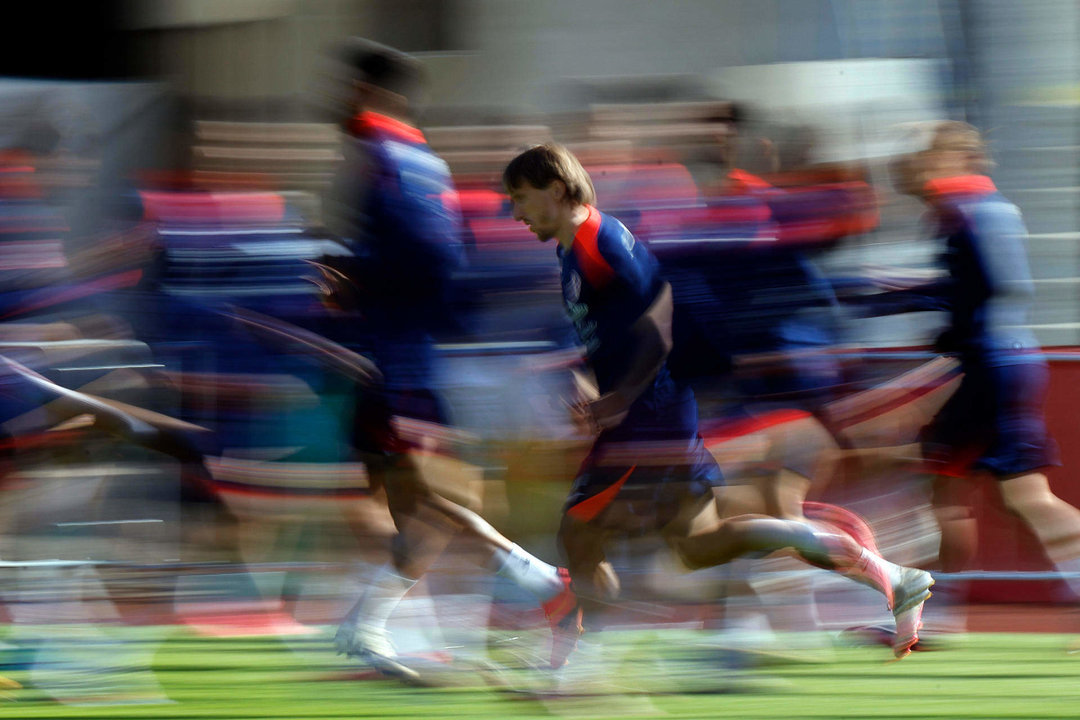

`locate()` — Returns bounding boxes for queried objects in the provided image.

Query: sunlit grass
[1,626,1078,719]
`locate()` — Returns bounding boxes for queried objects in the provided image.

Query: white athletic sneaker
[334,621,419,682]
[891,567,934,659]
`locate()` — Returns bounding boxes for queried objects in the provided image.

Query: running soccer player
[503,143,934,664]
[888,121,1080,619]
[322,41,574,679]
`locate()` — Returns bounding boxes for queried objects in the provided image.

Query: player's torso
[558,209,666,391]
[940,193,1041,366]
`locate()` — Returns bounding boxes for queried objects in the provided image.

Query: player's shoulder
[595,210,640,258]
[954,193,1025,240]
[367,136,454,199]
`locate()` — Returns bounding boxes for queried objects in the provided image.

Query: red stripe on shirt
[570,205,615,289]
[924,174,996,198]
[352,111,426,145]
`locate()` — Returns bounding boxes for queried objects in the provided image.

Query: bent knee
[666,523,741,571]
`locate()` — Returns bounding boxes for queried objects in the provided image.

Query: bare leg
[931,475,980,573]
[558,513,620,608]
[998,472,1080,596]
[742,417,847,634]
[422,492,515,556]
[754,469,811,521]
[664,494,885,589]
[754,415,838,521]
[337,454,452,635]
[337,451,567,672]
[664,492,932,658]
[334,454,453,676]
[379,455,459,579]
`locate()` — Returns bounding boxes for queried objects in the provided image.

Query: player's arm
[0,353,215,461]
[585,281,673,430]
[218,304,383,387]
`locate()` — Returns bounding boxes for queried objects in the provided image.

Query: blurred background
[2,0,1077,336]
[0,0,1077,706]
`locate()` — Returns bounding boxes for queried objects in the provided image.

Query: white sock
[492,544,564,601]
[346,565,417,628]
[863,549,905,589]
[836,547,905,604]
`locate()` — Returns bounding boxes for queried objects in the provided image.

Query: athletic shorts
[350,384,448,456]
[563,392,724,531]
[921,359,1059,478]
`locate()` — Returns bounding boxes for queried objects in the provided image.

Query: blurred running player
[503,143,933,664]
[321,41,572,679]
[889,121,1080,613]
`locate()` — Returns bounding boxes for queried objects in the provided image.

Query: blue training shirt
[347,112,464,391]
[557,206,662,392]
[557,206,701,435]
[935,178,1041,366]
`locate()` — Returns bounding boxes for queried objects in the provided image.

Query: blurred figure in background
[888,121,1080,630]
[664,106,854,555]
[695,104,846,408]
[694,103,777,196]
[0,346,225,704]
[503,142,933,674]
[323,41,573,680]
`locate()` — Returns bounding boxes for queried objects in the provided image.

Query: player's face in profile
[508,181,561,242]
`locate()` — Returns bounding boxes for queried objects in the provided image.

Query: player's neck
[556,204,591,251]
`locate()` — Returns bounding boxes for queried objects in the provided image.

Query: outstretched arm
[218,305,383,387]
[0,354,215,462]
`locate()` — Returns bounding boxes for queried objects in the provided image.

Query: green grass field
[2,627,1079,719]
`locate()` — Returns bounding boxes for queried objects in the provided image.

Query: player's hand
[566,398,599,436]
[565,396,626,435]
[585,391,630,432]
[303,258,362,311]
[562,369,630,434]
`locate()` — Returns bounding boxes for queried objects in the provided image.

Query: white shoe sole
[359,650,421,682]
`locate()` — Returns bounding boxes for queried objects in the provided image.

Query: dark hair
[502,143,596,206]
[336,38,424,101]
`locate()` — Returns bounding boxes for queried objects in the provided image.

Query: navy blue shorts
[921,359,1059,478]
[350,385,448,456]
[563,392,724,530]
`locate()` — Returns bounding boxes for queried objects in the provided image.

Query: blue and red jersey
[350,111,463,316]
[927,175,1041,367]
[849,175,1042,369]
[890,175,1057,476]
[557,206,663,392]
[344,111,464,393]
[557,206,698,431]
[558,207,721,516]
